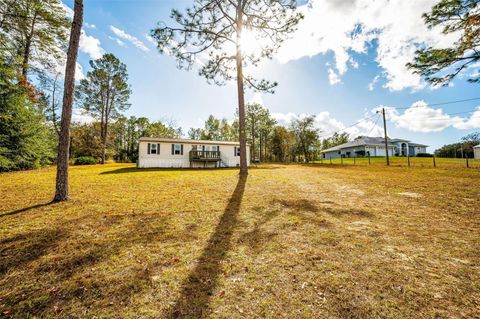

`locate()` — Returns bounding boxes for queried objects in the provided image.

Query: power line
[319,105,480,139]
[390,97,480,110]
[318,113,378,139]
[366,113,381,136]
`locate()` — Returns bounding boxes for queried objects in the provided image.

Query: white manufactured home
[474,144,480,159]
[138,137,250,168]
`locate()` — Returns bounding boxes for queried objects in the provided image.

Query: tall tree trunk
[251,120,255,162]
[21,11,37,79]
[259,131,262,162]
[101,120,108,164]
[53,0,83,202]
[236,7,247,175]
[52,73,60,135]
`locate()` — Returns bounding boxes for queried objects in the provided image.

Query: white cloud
[110,26,150,52]
[109,36,127,48]
[277,0,462,91]
[374,101,480,132]
[328,68,342,85]
[271,111,383,139]
[79,30,104,60]
[62,2,104,60]
[247,92,264,105]
[61,2,74,19]
[145,34,156,45]
[367,75,380,91]
[85,22,96,29]
[74,62,85,81]
[72,109,94,124]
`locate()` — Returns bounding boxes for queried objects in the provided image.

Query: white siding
[474,147,480,159]
[373,146,394,157]
[138,141,250,168]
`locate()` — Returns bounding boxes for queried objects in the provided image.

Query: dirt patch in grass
[0,163,479,318]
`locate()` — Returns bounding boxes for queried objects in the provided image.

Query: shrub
[417,153,433,157]
[74,156,97,165]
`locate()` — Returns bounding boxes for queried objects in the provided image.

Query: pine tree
[53,0,83,202]
[408,0,480,85]
[76,53,131,164]
[151,0,303,175]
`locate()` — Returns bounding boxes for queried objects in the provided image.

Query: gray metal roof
[321,137,392,153]
[474,144,480,148]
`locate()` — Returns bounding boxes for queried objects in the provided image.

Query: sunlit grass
[1,163,479,318]
[314,156,480,169]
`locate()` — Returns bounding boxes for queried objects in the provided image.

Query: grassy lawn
[313,156,480,169]
[1,163,479,318]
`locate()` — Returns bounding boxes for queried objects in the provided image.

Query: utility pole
[378,108,390,166]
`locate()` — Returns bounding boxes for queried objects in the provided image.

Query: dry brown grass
[0,163,479,318]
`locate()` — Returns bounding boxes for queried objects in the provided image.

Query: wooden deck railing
[189,150,221,161]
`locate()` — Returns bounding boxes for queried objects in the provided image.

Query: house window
[173,144,182,155]
[234,146,240,156]
[148,143,160,155]
[151,143,157,154]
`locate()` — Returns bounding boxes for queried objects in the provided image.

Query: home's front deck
[189,150,221,162]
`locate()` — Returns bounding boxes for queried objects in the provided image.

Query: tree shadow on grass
[166,174,247,318]
[100,166,282,175]
[0,202,56,219]
[0,228,65,276]
[0,214,176,317]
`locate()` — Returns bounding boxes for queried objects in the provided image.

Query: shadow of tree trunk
[0,202,55,219]
[166,175,247,318]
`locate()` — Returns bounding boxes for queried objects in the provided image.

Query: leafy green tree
[38,71,62,135]
[188,127,203,140]
[0,0,69,78]
[0,53,55,171]
[219,118,238,142]
[258,111,276,161]
[271,125,295,162]
[111,116,182,162]
[245,103,266,161]
[76,53,131,164]
[201,115,222,140]
[290,115,319,163]
[434,131,479,158]
[188,116,238,141]
[408,0,480,85]
[70,121,103,159]
[321,132,349,150]
[151,0,303,175]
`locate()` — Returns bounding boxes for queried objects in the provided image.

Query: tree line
[187,103,350,163]
[434,132,480,158]
[0,0,182,172]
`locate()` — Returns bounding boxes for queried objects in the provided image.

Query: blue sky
[63,0,480,151]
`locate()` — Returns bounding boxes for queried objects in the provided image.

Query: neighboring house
[321,136,428,159]
[138,137,250,168]
[389,138,428,156]
[474,144,480,159]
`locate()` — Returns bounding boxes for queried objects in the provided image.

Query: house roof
[474,144,480,149]
[321,137,393,153]
[408,142,429,147]
[139,137,247,146]
[321,136,428,153]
